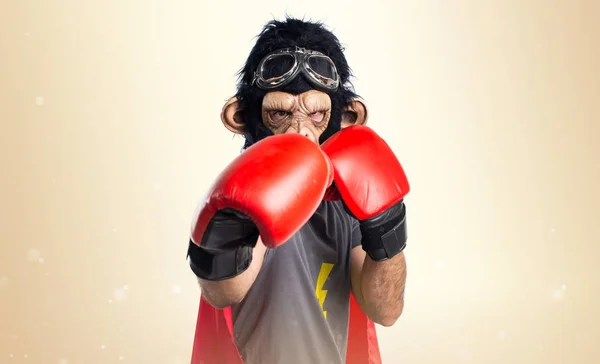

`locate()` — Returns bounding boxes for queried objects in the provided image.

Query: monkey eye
[309,111,326,123]
[268,110,291,122]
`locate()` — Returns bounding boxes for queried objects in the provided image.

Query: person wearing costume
[186,17,411,364]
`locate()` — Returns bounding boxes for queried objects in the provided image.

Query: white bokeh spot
[27,249,42,262]
[58,359,69,364]
[172,285,181,294]
[497,330,507,340]
[35,96,45,106]
[552,287,566,300]
[433,260,445,271]
[114,288,126,301]
[0,276,8,288]
[454,346,473,363]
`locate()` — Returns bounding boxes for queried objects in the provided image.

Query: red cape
[190,293,382,364]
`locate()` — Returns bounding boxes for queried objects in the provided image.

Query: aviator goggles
[251,47,341,92]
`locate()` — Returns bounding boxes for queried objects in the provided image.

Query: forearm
[358,252,407,326]
[197,240,267,309]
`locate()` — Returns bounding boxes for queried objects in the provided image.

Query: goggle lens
[253,48,340,91]
[262,54,296,80]
[307,55,337,80]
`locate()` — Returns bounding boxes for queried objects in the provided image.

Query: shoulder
[315,200,360,239]
[320,200,355,222]
[328,200,359,227]
[320,201,362,250]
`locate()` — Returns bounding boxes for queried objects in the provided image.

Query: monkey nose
[285,125,316,143]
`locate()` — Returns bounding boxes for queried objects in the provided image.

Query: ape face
[261,90,331,144]
[219,18,368,147]
[222,87,368,145]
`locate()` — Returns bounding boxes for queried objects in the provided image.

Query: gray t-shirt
[231,200,362,364]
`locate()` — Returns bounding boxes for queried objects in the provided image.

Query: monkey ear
[341,98,368,128]
[221,97,245,134]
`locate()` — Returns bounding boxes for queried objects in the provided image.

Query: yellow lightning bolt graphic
[315,263,334,319]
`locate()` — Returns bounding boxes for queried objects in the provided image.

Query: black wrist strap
[359,201,407,261]
[187,208,259,281]
[187,239,253,281]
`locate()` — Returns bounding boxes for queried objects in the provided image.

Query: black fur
[233,17,358,148]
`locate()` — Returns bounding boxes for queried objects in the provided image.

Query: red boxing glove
[321,125,410,261]
[188,133,333,280]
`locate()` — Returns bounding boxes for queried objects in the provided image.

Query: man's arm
[188,133,333,310]
[350,246,407,327]
[321,125,410,327]
[198,238,267,309]
[197,239,267,309]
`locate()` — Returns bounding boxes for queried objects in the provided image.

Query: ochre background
[1,0,599,363]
